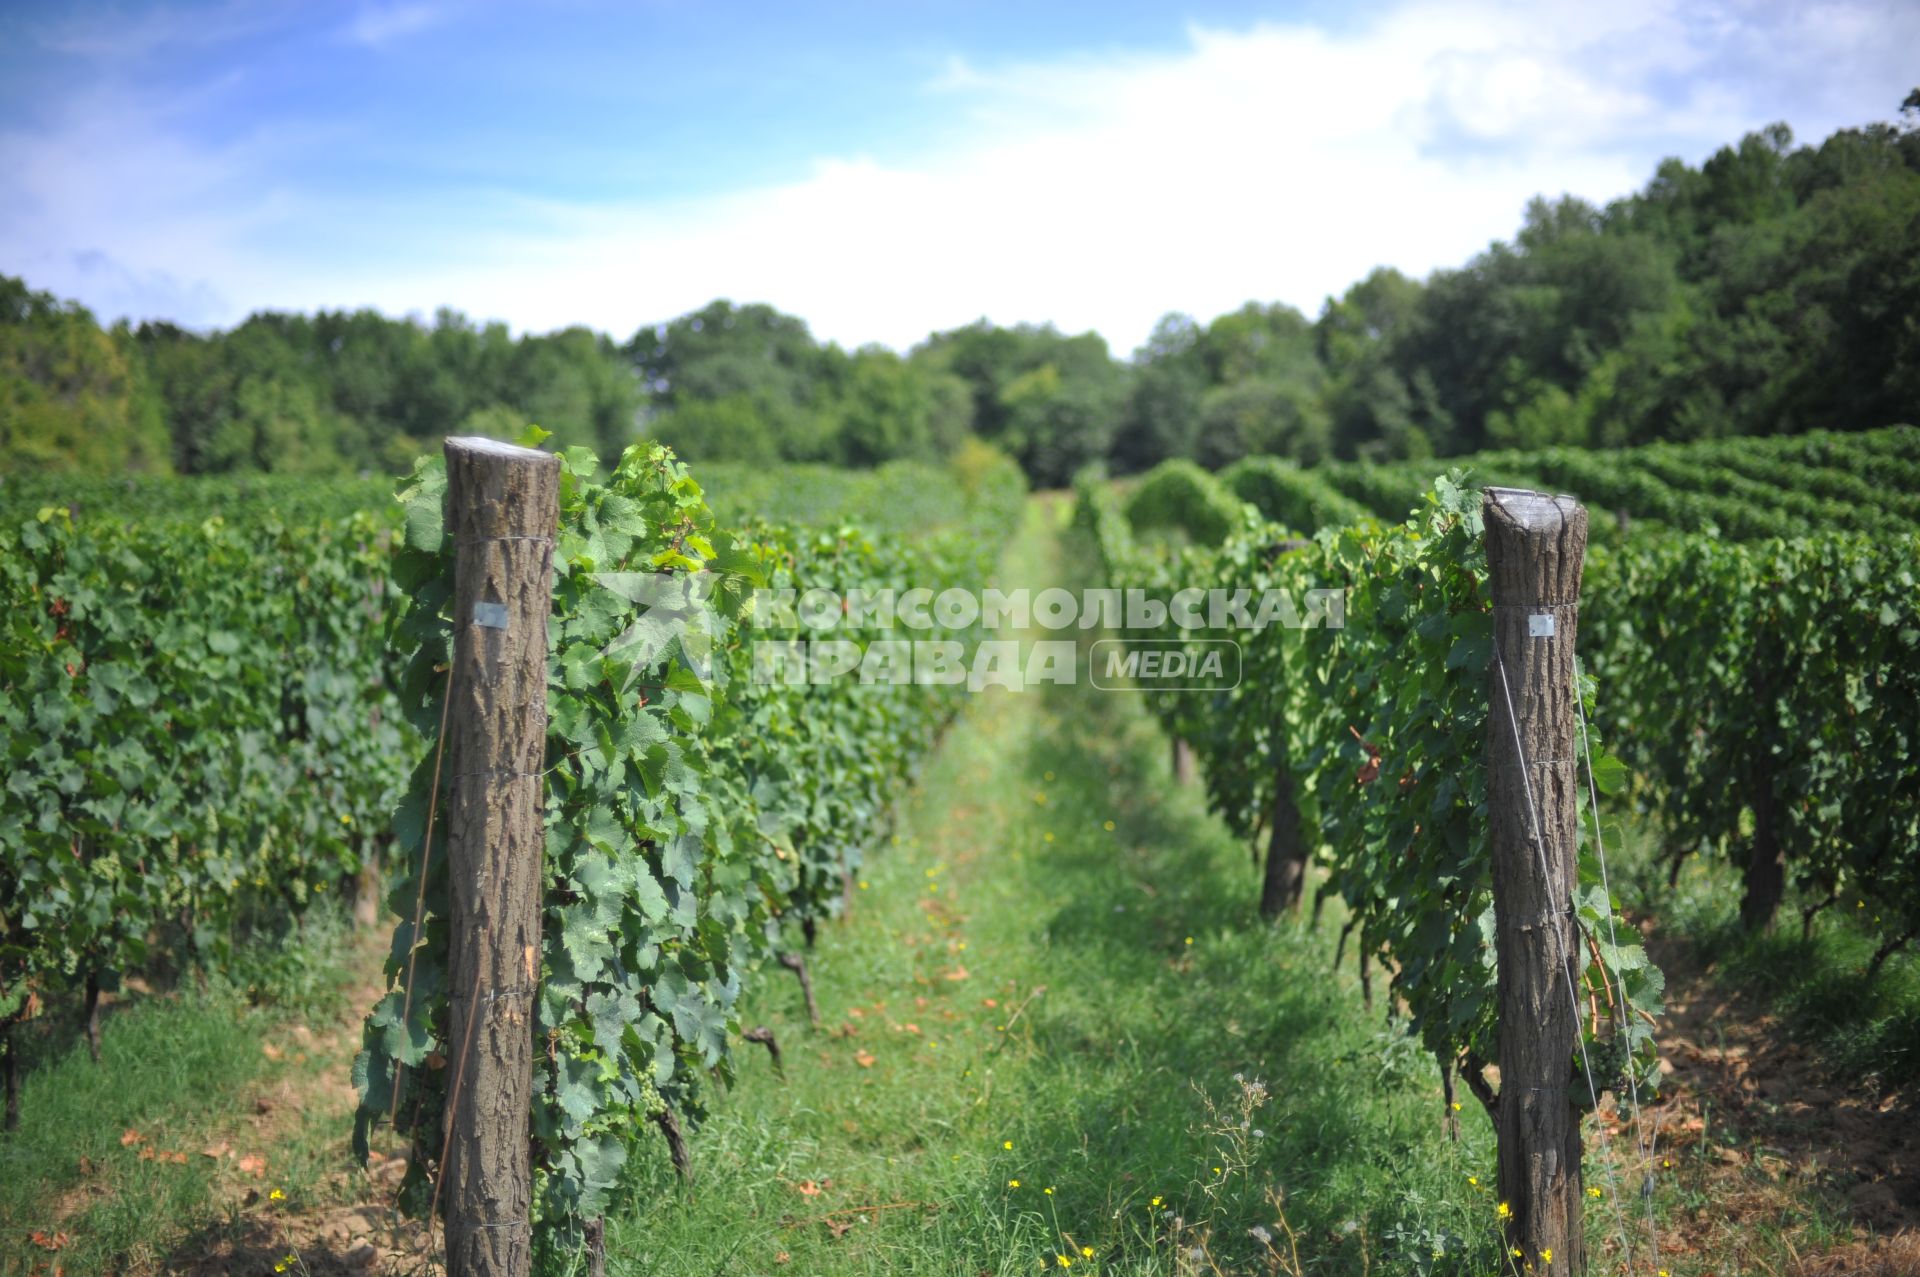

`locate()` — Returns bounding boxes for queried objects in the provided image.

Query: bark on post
[1483,487,1588,1277]
[441,437,559,1277]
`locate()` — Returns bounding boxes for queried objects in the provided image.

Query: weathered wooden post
[1483,487,1588,1275]
[442,437,559,1277]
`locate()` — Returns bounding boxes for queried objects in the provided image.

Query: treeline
[4,103,1916,484]
[0,279,639,477]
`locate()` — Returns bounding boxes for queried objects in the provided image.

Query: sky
[1,0,1914,357]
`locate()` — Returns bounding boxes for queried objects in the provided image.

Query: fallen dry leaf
[793,1180,823,1197]
[854,1050,877,1068]
[261,1042,284,1061]
[237,1154,267,1177]
[942,967,969,982]
[202,1142,231,1160]
[120,1129,143,1147]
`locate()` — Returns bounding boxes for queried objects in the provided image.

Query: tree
[1111,313,1205,473]
[0,277,172,473]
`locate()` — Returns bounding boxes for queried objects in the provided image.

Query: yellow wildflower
[269,1188,285,1201]
[1056,1256,1071,1269]
[1044,1186,1054,1195]
[1009,1179,1020,1188]
[1004,1140,1014,1150]
[1497,1201,1512,1219]
[1081,1247,1095,1258]
[1150,1196,1163,1207]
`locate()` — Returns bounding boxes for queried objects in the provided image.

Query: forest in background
[4,100,1917,488]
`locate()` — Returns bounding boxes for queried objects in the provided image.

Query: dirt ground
[1588,928,1919,1276]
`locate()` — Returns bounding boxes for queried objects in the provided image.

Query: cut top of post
[1483,487,1579,532]
[1482,488,1589,606]
[444,435,556,462]
[444,436,561,544]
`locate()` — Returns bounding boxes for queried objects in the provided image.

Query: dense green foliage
[0,439,1024,1258]
[1073,471,1664,1114]
[1121,459,1247,548]
[1246,424,1920,539]
[0,494,408,1035]
[634,301,976,469]
[1583,532,1920,952]
[9,108,1914,485]
[350,441,1025,1251]
[1115,105,1920,470]
[0,470,394,528]
[1219,455,1372,534]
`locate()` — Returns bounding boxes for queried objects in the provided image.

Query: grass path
[602,497,1501,1276]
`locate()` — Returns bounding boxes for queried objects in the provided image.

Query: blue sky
[2,0,1914,354]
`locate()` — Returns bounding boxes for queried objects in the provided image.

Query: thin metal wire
[1574,657,1662,1269]
[1491,630,1636,1267]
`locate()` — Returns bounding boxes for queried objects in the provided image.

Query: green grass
[0,910,377,1276]
[595,499,1529,1277]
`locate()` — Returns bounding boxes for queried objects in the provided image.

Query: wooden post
[442,437,559,1277]
[1483,487,1588,1276]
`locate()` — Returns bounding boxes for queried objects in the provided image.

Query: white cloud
[5,0,1915,354]
[344,3,444,49]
